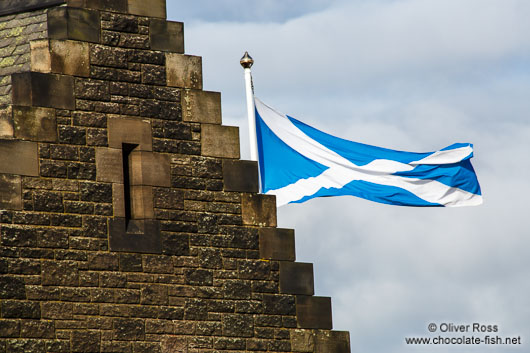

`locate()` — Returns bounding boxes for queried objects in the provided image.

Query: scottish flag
[254,98,482,207]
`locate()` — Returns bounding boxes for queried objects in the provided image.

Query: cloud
[168,1,530,352]
[167,0,341,23]
[182,0,530,96]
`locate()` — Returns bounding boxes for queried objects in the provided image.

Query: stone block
[96,147,123,183]
[20,320,55,339]
[150,19,184,53]
[80,182,112,203]
[0,106,13,138]
[262,294,296,316]
[0,0,65,16]
[91,45,128,69]
[0,320,20,338]
[0,140,38,176]
[41,260,79,286]
[31,39,90,77]
[41,302,73,319]
[314,330,351,353]
[296,296,332,330]
[182,89,221,124]
[108,116,153,151]
[88,253,119,271]
[238,260,270,280]
[222,314,254,338]
[13,106,57,142]
[140,284,168,305]
[259,227,295,261]
[30,40,52,73]
[1,300,40,319]
[223,280,251,300]
[153,188,183,209]
[67,0,128,12]
[11,72,75,110]
[241,193,277,227]
[185,269,213,286]
[119,253,142,272]
[222,160,259,192]
[162,337,187,353]
[279,262,314,295]
[113,317,145,341]
[71,330,100,352]
[291,329,314,352]
[75,78,110,101]
[3,224,40,247]
[201,124,240,159]
[129,151,171,187]
[0,174,22,210]
[6,339,47,352]
[131,185,154,219]
[166,53,202,89]
[48,7,101,43]
[0,276,26,299]
[127,0,166,18]
[108,218,162,254]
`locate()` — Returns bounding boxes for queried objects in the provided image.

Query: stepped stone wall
[0,1,351,352]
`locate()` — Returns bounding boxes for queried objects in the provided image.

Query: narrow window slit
[122,143,138,226]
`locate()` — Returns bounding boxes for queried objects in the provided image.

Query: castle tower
[0,1,351,351]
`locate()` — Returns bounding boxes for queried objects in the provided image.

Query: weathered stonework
[0,8,48,105]
[0,1,351,352]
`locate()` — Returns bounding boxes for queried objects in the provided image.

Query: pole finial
[240,51,254,69]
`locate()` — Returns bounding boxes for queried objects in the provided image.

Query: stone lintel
[107,116,152,152]
[241,193,277,227]
[222,160,259,193]
[259,227,295,261]
[201,124,240,159]
[279,262,314,296]
[296,296,333,330]
[11,72,75,110]
[182,89,222,124]
[0,140,39,176]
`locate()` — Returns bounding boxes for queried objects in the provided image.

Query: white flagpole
[240,52,258,162]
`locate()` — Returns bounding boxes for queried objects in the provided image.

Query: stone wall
[0,1,351,352]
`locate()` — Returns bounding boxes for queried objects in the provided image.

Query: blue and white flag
[254,98,483,207]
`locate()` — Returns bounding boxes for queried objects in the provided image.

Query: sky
[167,1,530,352]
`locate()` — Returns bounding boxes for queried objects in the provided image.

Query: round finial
[240,51,254,69]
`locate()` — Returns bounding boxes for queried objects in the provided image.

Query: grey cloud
[167,0,341,23]
[169,0,530,352]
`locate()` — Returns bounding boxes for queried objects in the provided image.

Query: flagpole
[240,52,258,162]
